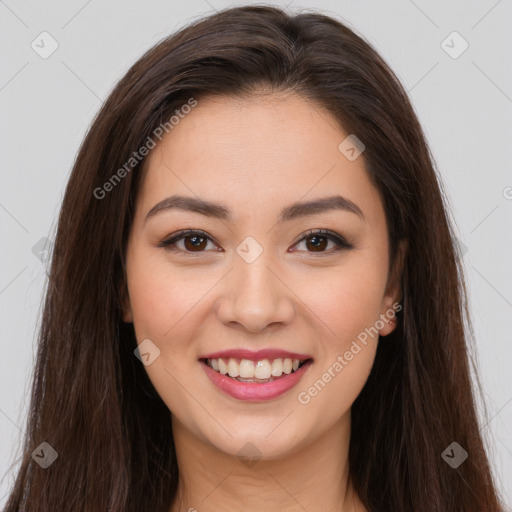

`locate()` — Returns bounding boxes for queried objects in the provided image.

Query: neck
[169,412,366,512]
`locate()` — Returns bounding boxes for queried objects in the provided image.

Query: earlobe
[378,305,397,336]
[378,295,399,336]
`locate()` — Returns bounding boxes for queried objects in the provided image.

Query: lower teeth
[206,360,307,382]
[226,367,302,383]
[234,376,278,383]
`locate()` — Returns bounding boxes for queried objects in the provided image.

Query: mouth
[198,351,314,402]
[201,357,311,383]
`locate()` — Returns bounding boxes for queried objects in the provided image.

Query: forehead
[136,92,384,227]
[149,92,345,177]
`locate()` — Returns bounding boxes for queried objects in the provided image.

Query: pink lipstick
[199,349,313,402]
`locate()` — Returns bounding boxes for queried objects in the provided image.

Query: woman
[4,5,504,511]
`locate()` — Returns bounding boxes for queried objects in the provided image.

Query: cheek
[124,248,208,418]
[126,249,210,343]
[294,257,387,412]
[299,258,388,350]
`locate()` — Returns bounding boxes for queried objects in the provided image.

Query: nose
[215,250,295,333]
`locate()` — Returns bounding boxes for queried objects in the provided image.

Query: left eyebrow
[278,195,365,223]
[145,194,365,223]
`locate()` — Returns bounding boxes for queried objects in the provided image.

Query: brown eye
[293,229,352,254]
[183,234,208,251]
[159,230,219,254]
[159,229,352,256]
[304,234,329,252]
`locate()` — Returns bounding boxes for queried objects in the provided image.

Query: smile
[198,349,313,401]
[204,357,308,382]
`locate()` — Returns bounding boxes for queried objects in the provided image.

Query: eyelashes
[158,229,220,254]
[291,228,353,252]
[157,228,353,256]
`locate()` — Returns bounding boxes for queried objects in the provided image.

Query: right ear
[120,278,133,323]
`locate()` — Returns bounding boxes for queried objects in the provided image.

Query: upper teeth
[207,357,303,379]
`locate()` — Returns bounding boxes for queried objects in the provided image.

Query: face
[123,92,401,459]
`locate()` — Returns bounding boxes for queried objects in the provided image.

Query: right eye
[158,229,221,255]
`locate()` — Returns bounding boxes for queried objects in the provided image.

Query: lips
[198,349,313,401]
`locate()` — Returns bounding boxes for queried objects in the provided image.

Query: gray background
[1,0,511,508]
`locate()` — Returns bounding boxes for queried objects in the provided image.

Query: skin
[123,91,402,512]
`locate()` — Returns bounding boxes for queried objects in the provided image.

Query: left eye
[292,229,352,253]
[158,229,352,255]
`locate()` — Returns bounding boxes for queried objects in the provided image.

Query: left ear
[379,239,406,337]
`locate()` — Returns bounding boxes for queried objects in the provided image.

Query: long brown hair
[4,5,504,511]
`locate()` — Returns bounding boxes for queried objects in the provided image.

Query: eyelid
[157,229,220,252]
[158,228,353,254]
[290,228,352,250]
